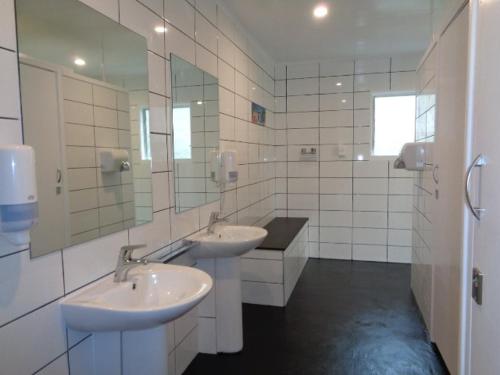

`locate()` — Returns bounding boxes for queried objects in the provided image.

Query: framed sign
[251,102,266,126]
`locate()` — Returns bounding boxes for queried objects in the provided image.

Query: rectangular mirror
[171,55,220,213]
[16,0,152,257]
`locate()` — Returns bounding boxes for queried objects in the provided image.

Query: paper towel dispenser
[394,142,432,171]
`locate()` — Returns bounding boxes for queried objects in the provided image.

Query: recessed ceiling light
[155,26,168,33]
[313,4,329,19]
[197,101,203,105]
[341,99,347,103]
[74,58,86,66]
[336,82,342,87]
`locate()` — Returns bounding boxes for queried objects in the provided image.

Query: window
[372,95,416,156]
[140,108,151,161]
[173,106,192,159]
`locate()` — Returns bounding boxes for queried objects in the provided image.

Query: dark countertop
[257,217,308,251]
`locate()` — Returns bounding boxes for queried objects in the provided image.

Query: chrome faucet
[114,244,148,282]
[207,211,228,234]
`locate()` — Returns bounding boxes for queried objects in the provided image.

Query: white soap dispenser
[221,150,238,184]
[0,145,38,246]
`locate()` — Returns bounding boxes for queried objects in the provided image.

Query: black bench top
[257,217,308,251]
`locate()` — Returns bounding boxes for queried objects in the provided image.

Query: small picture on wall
[251,102,266,126]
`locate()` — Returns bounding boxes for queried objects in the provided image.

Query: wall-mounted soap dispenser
[210,150,239,186]
[0,145,38,246]
[221,150,238,184]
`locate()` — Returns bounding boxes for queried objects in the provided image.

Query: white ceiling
[221,0,434,62]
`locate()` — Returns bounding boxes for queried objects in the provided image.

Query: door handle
[465,154,486,220]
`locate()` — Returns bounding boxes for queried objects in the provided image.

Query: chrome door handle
[433,165,439,184]
[465,154,486,220]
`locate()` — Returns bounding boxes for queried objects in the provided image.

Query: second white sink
[189,225,268,259]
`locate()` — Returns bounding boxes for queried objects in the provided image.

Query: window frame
[371,92,417,160]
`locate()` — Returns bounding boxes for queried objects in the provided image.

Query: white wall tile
[288,128,319,145]
[320,93,352,111]
[164,0,195,37]
[320,110,353,127]
[63,231,128,292]
[320,76,354,94]
[354,73,389,92]
[195,13,218,54]
[320,178,352,194]
[0,49,20,118]
[320,161,352,177]
[288,162,319,178]
[120,0,165,56]
[288,194,318,210]
[287,112,319,129]
[353,211,387,229]
[37,355,69,375]
[165,25,196,64]
[353,161,388,178]
[353,228,387,245]
[287,78,319,95]
[353,195,387,212]
[0,0,17,50]
[0,251,64,326]
[80,0,119,21]
[287,62,319,79]
[319,128,353,145]
[0,118,22,144]
[353,178,388,195]
[320,227,351,243]
[287,95,319,112]
[388,246,412,263]
[320,243,351,259]
[353,245,387,262]
[148,52,166,95]
[0,302,66,375]
[391,72,417,92]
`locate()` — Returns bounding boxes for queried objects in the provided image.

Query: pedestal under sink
[189,225,268,353]
[61,263,212,375]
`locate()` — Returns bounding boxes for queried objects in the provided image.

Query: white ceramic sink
[60,264,212,332]
[189,225,268,259]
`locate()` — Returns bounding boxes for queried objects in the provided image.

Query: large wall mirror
[171,55,220,213]
[16,0,152,257]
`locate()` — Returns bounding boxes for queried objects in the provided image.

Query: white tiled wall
[412,45,437,330]
[275,55,421,263]
[0,0,276,373]
[61,74,151,245]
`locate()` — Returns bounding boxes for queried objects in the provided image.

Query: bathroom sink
[60,264,212,332]
[189,225,268,259]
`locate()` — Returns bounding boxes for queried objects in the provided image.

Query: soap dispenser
[0,145,38,246]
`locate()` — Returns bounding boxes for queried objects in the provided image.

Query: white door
[467,0,500,374]
[432,5,469,375]
[20,62,66,255]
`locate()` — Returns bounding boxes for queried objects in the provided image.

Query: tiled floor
[185,259,448,375]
